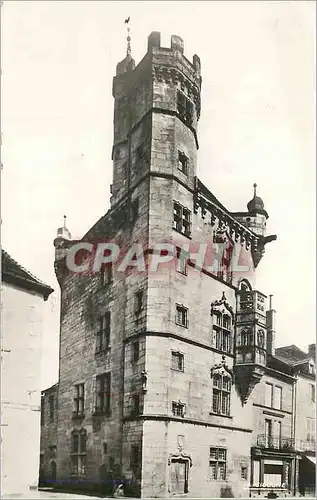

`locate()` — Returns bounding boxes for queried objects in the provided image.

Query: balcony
[299,439,316,453]
[256,434,294,451]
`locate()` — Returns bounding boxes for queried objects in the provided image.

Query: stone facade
[40,32,315,498]
[1,250,53,496]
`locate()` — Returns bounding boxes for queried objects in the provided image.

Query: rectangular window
[176,247,187,275]
[241,466,248,480]
[71,430,86,476]
[265,419,273,447]
[209,447,227,480]
[130,444,140,471]
[135,290,144,315]
[310,384,315,403]
[177,91,194,126]
[49,395,55,422]
[96,313,111,354]
[132,394,140,415]
[74,383,85,416]
[171,351,184,371]
[172,401,186,417]
[132,198,139,220]
[100,264,112,286]
[175,304,188,328]
[265,383,273,408]
[41,397,45,426]
[173,202,191,237]
[178,151,188,175]
[212,313,232,354]
[211,375,231,416]
[94,373,111,415]
[274,386,282,410]
[132,341,140,362]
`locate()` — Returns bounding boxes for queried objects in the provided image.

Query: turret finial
[63,215,67,228]
[253,183,257,197]
[269,294,273,309]
[124,17,131,57]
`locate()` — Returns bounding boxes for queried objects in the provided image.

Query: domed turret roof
[247,183,266,214]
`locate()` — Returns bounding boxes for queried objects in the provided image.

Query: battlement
[147,31,201,76]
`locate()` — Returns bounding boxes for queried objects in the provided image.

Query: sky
[1,1,316,389]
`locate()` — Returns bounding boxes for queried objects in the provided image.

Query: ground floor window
[209,447,227,480]
[70,429,86,476]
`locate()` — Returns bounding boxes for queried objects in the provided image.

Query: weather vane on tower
[124,16,131,56]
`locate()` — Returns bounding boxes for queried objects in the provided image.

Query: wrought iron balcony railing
[299,439,316,452]
[256,434,294,451]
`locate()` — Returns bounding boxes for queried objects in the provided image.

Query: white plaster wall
[1,282,45,495]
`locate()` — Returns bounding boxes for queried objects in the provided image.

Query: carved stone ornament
[168,452,193,467]
[210,355,233,379]
[211,292,234,318]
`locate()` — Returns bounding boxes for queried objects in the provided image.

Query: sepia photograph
[1,1,315,499]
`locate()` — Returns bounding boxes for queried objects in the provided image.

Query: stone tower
[52,32,277,499]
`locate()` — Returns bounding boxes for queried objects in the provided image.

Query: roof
[41,382,58,396]
[1,249,54,300]
[275,344,308,364]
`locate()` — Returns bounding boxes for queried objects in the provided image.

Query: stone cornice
[152,65,201,119]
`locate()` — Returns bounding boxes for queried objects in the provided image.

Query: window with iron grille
[173,202,191,237]
[94,373,111,415]
[96,313,111,354]
[175,304,188,328]
[100,264,112,286]
[211,374,231,416]
[172,401,186,417]
[176,247,187,275]
[178,151,189,175]
[132,341,140,362]
[49,395,55,422]
[209,447,227,480]
[171,351,184,372]
[73,383,85,416]
[211,312,232,354]
[70,430,86,477]
[135,290,144,315]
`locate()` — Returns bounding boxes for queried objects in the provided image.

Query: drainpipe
[292,374,298,495]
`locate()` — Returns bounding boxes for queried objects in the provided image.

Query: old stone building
[40,33,315,498]
[1,249,53,495]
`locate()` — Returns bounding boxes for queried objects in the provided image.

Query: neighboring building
[39,32,315,498]
[1,249,53,495]
[275,344,316,497]
[39,383,58,486]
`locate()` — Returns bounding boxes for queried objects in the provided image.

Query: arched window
[238,279,252,292]
[211,373,231,416]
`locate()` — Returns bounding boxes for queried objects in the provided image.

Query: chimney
[308,344,316,360]
[266,294,276,356]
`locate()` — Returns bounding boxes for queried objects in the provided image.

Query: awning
[305,456,316,465]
